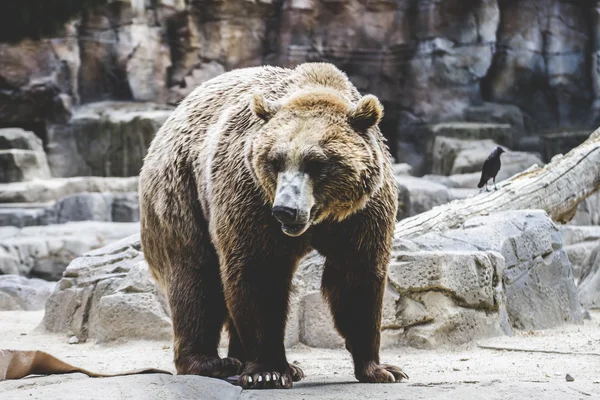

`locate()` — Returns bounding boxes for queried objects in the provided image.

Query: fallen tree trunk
[395,128,600,239]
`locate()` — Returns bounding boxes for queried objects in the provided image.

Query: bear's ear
[251,91,280,122]
[348,95,383,132]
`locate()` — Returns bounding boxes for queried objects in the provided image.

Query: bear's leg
[321,263,408,383]
[168,248,242,378]
[222,256,303,389]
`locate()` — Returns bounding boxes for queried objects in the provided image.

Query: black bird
[477,146,505,191]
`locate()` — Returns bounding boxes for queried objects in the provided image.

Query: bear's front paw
[238,362,304,389]
[355,362,408,383]
[176,355,242,378]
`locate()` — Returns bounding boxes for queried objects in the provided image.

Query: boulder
[0,222,140,281]
[387,249,509,348]
[0,192,140,228]
[539,130,591,163]
[451,147,542,177]
[463,102,525,131]
[54,192,139,224]
[578,242,600,310]
[569,191,600,226]
[44,234,172,342]
[0,203,55,228]
[403,210,583,332]
[427,122,515,149]
[0,36,77,127]
[430,136,542,178]
[0,128,44,152]
[46,102,172,178]
[559,225,600,246]
[565,242,599,281]
[0,275,56,311]
[394,176,451,216]
[0,374,242,400]
[0,149,51,183]
[559,225,600,280]
[0,177,139,203]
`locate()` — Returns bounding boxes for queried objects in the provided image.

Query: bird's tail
[477,178,485,188]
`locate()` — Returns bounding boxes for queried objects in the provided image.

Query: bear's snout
[272,205,299,224]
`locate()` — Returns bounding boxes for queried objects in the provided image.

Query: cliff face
[0,0,597,146]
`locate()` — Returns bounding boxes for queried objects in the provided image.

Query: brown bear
[139,62,406,389]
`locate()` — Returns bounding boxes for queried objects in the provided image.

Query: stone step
[47,101,173,178]
[0,176,138,203]
[0,149,51,183]
[0,192,139,228]
[0,221,140,281]
[0,128,44,152]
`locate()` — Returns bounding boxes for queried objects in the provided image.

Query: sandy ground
[1,310,600,399]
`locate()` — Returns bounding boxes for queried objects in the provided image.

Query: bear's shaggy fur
[139,62,406,389]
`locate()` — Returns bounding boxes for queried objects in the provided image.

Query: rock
[0,150,51,183]
[443,172,482,189]
[387,250,509,348]
[395,141,427,177]
[46,102,172,178]
[0,275,56,311]
[559,225,600,246]
[300,292,344,349]
[393,163,412,176]
[485,1,592,131]
[0,374,242,400]
[55,193,112,223]
[44,234,172,342]
[464,102,525,132]
[0,128,44,152]
[451,147,542,177]
[569,192,600,226]
[41,211,582,349]
[116,24,171,103]
[0,203,56,228]
[394,176,451,216]
[396,183,410,221]
[0,222,140,280]
[68,335,79,344]
[430,136,475,176]
[0,177,138,203]
[577,242,600,310]
[430,122,515,149]
[539,131,591,163]
[403,292,506,349]
[388,251,501,310]
[55,192,139,224]
[0,192,140,228]
[0,37,77,126]
[421,174,460,189]
[565,242,599,281]
[566,373,575,382]
[168,62,227,104]
[430,136,542,178]
[403,210,583,331]
[0,247,20,275]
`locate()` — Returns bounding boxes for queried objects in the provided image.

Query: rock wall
[42,210,584,349]
[1,0,599,152]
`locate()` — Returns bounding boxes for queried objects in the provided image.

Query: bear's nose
[272,205,298,224]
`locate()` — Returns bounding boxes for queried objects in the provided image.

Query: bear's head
[247,88,386,237]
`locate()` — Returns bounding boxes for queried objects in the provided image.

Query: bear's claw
[356,362,408,383]
[237,362,304,389]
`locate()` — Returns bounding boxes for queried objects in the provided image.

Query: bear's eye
[303,158,327,177]
[269,154,284,172]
